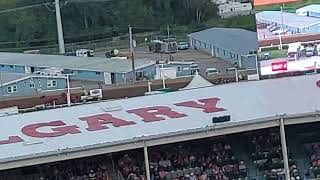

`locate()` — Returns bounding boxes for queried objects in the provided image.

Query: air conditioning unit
[212,115,231,123]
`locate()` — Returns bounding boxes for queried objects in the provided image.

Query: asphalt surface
[95,47,234,75]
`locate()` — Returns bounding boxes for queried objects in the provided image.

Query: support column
[144,142,151,180]
[280,118,290,180]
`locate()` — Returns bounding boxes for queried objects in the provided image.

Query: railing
[117,170,125,180]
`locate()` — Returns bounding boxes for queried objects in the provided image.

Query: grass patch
[259,49,288,59]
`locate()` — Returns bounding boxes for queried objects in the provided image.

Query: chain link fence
[0,31,178,54]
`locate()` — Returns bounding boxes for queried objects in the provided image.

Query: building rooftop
[0,74,319,169]
[254,0,300,6]
[0,72,30,85]
[256,11,320,29]
[297,4,320,13]
[188,28,258,55]
[0,53,155,73]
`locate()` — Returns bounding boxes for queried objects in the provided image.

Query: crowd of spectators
[305,143,320,179]
[249,129,300,180]
[0,156,112,180]
[39,159,111,180]
[118,153,147,180]
[119,138,247,180]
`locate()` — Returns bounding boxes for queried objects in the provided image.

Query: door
[111,73,116,84]
[104,72,112,85]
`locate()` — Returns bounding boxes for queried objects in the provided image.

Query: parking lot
[257,27,293,40]
[95,47,234,75]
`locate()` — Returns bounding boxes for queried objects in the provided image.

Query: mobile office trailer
[287,42,302,60]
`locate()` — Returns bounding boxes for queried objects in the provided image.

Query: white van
[76,49,94,57]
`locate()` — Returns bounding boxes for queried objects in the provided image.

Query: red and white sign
[0,98,225,146]
[272,61,288,71]
[260,56,320,75]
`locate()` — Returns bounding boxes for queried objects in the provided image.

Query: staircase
[227,133,262,180]
[286,132,310,176]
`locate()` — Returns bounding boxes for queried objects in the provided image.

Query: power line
[0,3,47,14]
[0,0,123,14]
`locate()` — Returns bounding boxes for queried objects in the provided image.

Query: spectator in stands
[239,161,247,178]
[89,169,96,180]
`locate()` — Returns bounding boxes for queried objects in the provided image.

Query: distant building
[0,53,156,84]
[0,72,66,97]
[296,4,320,18]
[256,11,320,34]
[212,0,227,5]
[154,61,198,80]
[188,28,258,69]
[218,1,253,18]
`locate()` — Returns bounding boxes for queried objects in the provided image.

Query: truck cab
[206,68,220,76]
[287,42,301,61]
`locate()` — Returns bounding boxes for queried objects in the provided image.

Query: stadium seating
[118,137,247,180]
[249,128,301,180]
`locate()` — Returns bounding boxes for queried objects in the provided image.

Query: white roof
[1,74,320,165]
[297,4,320,13]
[180,72,214,90]
[256,11,320,28]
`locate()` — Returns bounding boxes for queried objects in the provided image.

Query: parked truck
[287,42,302,61]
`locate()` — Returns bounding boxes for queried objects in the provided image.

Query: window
[9,65,14,68]
[47,80,57,88]
[29,82,35,88]
[177,66,182,72]
[1,65,4,67]
[7,85,17,93]
[95,72,101,75]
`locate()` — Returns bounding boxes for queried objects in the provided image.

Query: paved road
[95,47,234,75]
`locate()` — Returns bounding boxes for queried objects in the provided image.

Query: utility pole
[129,25,136,82]
[167,25,172,61]
[66,74,71,107]
[279,4,284,50]
[55,0,66,54]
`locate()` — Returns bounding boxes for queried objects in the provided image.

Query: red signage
[254,0,300,6]
[272,61,288,72]
[0,97,226,146]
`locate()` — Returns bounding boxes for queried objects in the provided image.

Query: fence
[0,32,189,55]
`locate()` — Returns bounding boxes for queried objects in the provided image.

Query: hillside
[0,0,256,50]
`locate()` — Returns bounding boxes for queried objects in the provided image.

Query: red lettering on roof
[21,121,81,138]
[0,136,24,145]
[127,106,187,122]
[175,98,225,113]
[80,113,136,131]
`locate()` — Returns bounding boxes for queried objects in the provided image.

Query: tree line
[0,0,256,48]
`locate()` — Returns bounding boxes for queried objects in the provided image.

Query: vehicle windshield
[306,48,313,52]
[207,69,217,73]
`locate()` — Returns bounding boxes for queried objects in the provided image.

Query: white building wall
[218,2,252,18]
